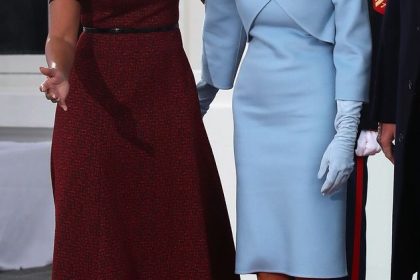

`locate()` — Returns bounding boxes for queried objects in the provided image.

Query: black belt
[83,24,179,34]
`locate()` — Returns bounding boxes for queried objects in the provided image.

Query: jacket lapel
[236,0,271,36]
[272,0,335,43]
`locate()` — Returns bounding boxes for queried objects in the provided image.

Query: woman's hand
[39,67,69,111]
[197,80,218,117]
[355,130,382,156]
[40,0,81,112]
[318,135,355,196]
[318,100,363,196]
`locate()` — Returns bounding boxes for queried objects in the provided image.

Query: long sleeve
[201,0,247,89]
[359,0,385,130]
[332,0,372,102]
[373,0,400,123]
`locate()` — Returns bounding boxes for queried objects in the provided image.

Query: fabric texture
[345,156,369,280]
[50,1,238,279]
[197,80,218,116]
[318,100,363,196]
[233,3,344,276]
[374,0,420,278]
[202,0,371,277]
[343,2,385,279]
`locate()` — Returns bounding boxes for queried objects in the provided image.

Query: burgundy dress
[49,0,238,279]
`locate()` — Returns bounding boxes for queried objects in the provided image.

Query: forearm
[319,100,363,195]
[45,36,76,79]
[374,0,399,124]
[45,0,81,78]
[335,100,363,138]
[201,0,246,89]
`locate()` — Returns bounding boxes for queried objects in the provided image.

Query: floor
[0,265,51,280]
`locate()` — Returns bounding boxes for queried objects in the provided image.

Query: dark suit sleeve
[359,0,384,130]
[373,0,400,124]
[359,105,378,130]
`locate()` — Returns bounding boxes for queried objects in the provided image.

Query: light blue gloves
[197,80,218,117]
[318,100,363,196]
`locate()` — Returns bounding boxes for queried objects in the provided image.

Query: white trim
[0,55,45,73]
[0,55,55,128]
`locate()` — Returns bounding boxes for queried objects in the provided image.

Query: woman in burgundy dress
[38,0,238,279]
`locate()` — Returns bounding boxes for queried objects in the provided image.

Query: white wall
[0,2,412,279]
[0,55,54,127]
[179,0,205,70]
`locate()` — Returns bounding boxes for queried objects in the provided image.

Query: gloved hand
[355,130,381,156]
[197,80,219,117]
[318,100,363,196]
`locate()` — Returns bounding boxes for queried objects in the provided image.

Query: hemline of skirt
[235,268,348,279]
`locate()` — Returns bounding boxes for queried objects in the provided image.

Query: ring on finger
[45,93,57,101]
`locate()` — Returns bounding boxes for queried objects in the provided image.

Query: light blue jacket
[201,0,372,102]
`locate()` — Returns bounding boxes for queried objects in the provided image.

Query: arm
[201,0,246,89]
[355,1,385,157]
[318,0,372,195]
[39,0,80,111]
[359,0,383,130]
[332,0,372,102]
[374,0,400,163]
[378,123,396,164]
[319,100,363,195]
[374,0,399,124]
[197,0,246,115]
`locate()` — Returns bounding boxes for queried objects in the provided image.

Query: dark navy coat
[374,0,420,278]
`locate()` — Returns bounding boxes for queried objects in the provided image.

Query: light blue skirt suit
[201,0,371,277]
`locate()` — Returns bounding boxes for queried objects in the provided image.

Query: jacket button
[417,26,420,32]
[408,80,413,91]
[398,133,405,144]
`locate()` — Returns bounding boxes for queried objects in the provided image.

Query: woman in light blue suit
[198,0,372,279]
